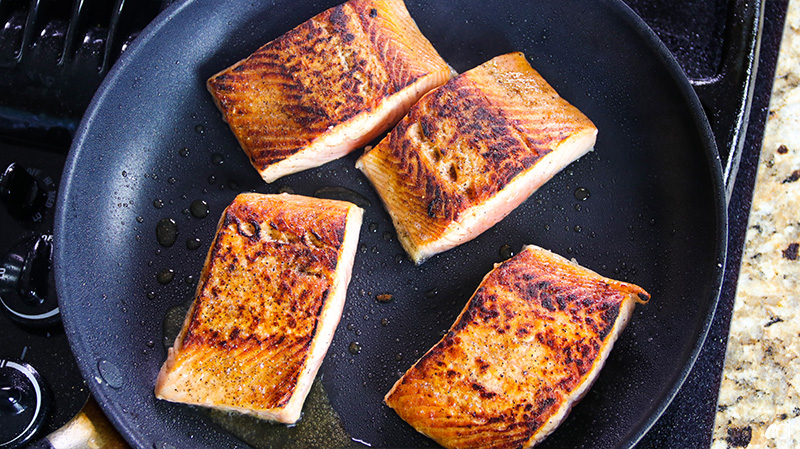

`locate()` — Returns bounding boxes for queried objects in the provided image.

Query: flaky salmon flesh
[207,0,452,184]
[155,193,362,424]
[356,52,598,264]
[385,245,649,449]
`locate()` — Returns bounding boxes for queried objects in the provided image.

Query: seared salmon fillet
[207,0,452,183]
[384,245,649,449]
[356,52,597,264]
[155,193,363,424]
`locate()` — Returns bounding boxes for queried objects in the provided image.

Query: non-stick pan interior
[55,0,725,448]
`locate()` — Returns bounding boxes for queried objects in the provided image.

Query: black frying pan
[53,0,726,447]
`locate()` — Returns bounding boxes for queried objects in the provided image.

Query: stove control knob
[0,235,59,327]
[0,163,56,224]
[0,360,49,448]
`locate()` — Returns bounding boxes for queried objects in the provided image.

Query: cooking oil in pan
[161,305,359,448]
[204,378,354,449]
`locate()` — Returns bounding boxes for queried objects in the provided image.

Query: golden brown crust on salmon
[356,52,597,264]
[155,193,363,424]
[207,0,452,183]
[384,245,649,449]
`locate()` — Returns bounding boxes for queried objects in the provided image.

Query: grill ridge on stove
[0,0,168,147]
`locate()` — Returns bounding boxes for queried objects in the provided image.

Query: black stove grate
[0,0,168,149]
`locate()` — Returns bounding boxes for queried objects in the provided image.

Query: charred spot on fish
[211,80,234,93]
[420,117,434,140]
[229,328,240,341]
[600,303,620,327]
[238,221,260,238]
[369,7,378,17]
[475,358,490,373]
[470,382,497,399]
[536,330,558,349]
[307,229,326,248]
[556,294,569,311]
[447,164,458,182]
[523,280,550,303]
[472,294,500,322]
[427,195,442,218]
[327,6,351,32]
[540,295,556,312]
[285,103,331,126]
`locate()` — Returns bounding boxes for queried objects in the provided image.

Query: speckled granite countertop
[711,1,800,447]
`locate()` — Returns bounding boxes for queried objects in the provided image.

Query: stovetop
[0,0,790,447]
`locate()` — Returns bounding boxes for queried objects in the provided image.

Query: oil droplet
[153,199,164,209]
[499,244,515,259]
[184,275,195,285]
[228,180,239,190]
[194,124,205,135]
[189,199,209,219]
[136,216,144,223]
[179,147,189,157]
[394,353,403,361]
[207,175,217,184]
[157,269,175,285]
[313,186,371,208]
[277,185,294,194]
[380,318,390,326]
[156,218,178,247]
[348,341,362,355]
[186,237,201,250]
[121,170,127,177]
[368,223,378,233]
[574,187,590,201]
[376,293,393,303]
[168,177,176,184]
[97,359,123,389]
[211,153,224,165]
[382,231,394,242]
[425,288,439,298]
[146,291,156,300]
[574,225,582,233]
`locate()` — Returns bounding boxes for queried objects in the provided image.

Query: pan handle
[26,397,129,449]
[689,0,765,204]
